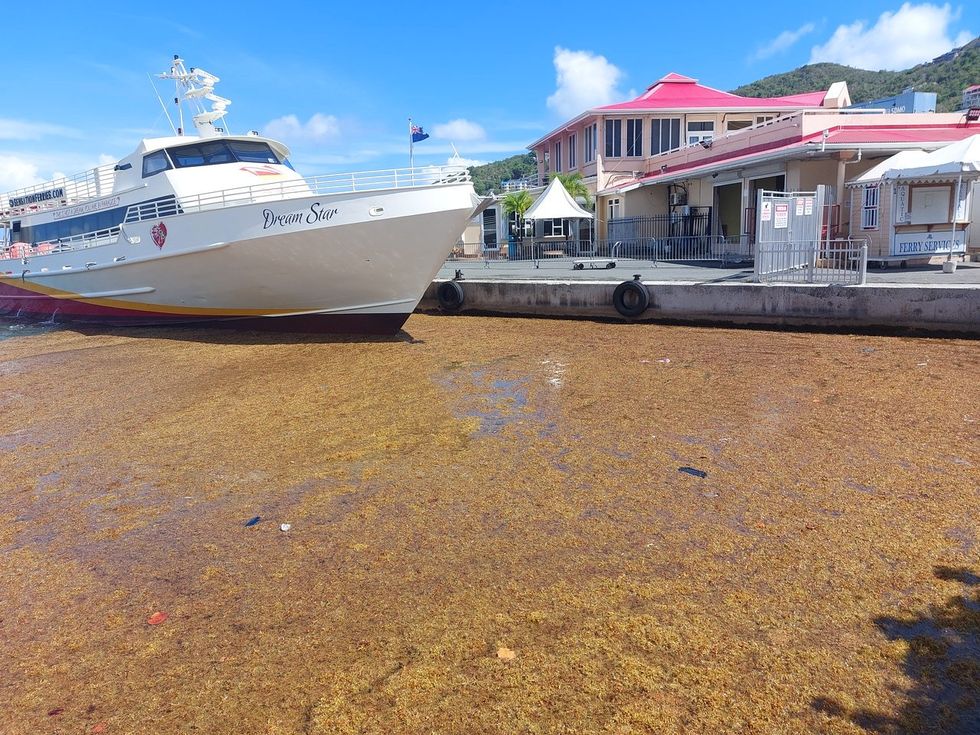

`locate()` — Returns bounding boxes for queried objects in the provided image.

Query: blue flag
[411,124,429,143]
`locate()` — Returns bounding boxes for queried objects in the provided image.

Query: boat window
[228,140,282,164]
[167,139,284,169]
[142,150,172,178]
[169,141,237,168]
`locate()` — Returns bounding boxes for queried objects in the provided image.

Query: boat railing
[1,164,116,214]
[174,165,472,215]
[0,227,122,260]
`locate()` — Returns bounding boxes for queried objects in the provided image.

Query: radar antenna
[158,55,232,138]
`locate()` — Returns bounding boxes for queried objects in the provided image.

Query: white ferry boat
[0,57,478,333]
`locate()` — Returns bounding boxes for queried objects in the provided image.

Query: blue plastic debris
[678,466,707,479]
[244,516,261,527]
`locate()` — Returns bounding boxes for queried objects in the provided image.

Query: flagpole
[409,117,414,169]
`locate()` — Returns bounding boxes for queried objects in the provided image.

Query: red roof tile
[598,72,827,112]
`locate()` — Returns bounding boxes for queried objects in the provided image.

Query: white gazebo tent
[523,176,593,256]
[881,133,980,265]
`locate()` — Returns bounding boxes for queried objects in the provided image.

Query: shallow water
[0,318,60,341]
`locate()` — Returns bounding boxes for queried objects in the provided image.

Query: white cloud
[809,3,973,70]
[0,119,78,141]
[432,119,486,141]
[262,113,341,143]
[753,23,816,61]
[0,155,42,191]
[546,48,624,118]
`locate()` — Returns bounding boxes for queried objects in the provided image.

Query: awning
[848,149,928,186]
[882,134,980,180]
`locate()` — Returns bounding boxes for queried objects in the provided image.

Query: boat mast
[158,55,232,138]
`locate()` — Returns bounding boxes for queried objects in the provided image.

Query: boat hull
[0,183,473,333]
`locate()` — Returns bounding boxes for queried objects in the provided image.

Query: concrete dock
[427,259,980,334]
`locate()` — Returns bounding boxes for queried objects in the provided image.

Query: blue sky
[1,1,977,191]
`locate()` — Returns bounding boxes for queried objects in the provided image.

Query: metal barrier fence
[450,235,753,267]
[608,211,711,242]
[639,234,752,266]
[755,239,868,285]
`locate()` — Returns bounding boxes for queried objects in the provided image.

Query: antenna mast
[158,55,232,138]
[148,73,178,135]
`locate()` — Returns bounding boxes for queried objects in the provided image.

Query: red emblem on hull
[151,222,168,248]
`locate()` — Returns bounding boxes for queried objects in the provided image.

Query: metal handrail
[3,164,470,218]
[0,227,121,260]
[169,165,471,215]
[1,164,116,212]
[756,238,869,285]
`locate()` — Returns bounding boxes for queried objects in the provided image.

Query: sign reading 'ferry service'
[892,232,965,256]
[9,187,65,208]
[262,202,339,230]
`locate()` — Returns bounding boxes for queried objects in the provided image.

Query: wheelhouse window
[651,118,681,155]
[167,140,283,169]
[228,140,281,163]
[142,150,172,178]
[626,119,643,157]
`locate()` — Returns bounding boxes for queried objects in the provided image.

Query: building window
[585,123,597,163]
[687,121,714,145]
[626,119,643,157]
[605,119,622,158]
[543,218,563,237]
[543,150,550,173]
[651,118,681,155]
[755,115,775,125]
[862,186,880,230]
[568,133,576,169]
[553,141,562,172]
[607,197,621,221]
[508,211,533,237]
[726,120,752,132]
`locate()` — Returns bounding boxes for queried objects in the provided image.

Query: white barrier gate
[754,186,826,279]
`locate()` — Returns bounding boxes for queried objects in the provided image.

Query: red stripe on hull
[0,280,409,335]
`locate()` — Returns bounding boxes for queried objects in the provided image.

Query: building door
[714,182,741,240]
[746,175,785,242]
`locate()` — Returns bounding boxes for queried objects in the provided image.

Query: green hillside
[733,37,980,111]
[468,153,537,196]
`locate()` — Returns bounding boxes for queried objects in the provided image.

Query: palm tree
[502,189,533,258]
[554,172,594,251]
[554,171,593,210]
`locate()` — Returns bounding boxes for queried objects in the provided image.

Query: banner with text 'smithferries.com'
[891,232,965,257]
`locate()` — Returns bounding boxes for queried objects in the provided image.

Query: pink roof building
[595,73,828,113]
[528,72,851,195]
[521,71,980,255]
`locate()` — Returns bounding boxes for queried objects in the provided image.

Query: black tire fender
[612,280,649,318]
[436,280,465,311]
